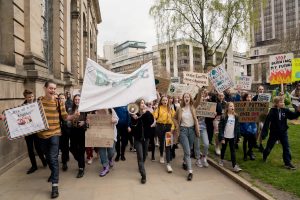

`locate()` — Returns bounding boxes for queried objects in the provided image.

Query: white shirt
[224,115,235,139]
[181,106,195,127]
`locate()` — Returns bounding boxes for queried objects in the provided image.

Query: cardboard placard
[165,132,173,147]
[3,102,49,140]
[208,66,234,93]
[257,93,271,102]
[156,77,171,94]
[85,114,114,147]
[183,71,209,87]
[292,58,300,82]
[196,102,217,118]
[269,53,294,85]
[234,102,269,122]
[167,83,198,98]
[235,76,252,90]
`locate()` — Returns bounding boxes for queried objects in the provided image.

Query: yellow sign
[292,58,300,82]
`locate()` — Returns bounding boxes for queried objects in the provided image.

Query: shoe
[218,160,224,167]
[130,147,136,152]
[159,157,165,164]
[215,146,221,156]
[87,158,93,165]
[109,160,114,168]
[62,163,68,171]
[233,165,242,173]
[166,164,173,173]
[248,154,255,160]
[76,169,84,178]
[48,175,52,182]
[115,155,120,162]
[151,156,155,161]
[141,175,146,184]
[285,163,296,170]
[51,186,59,199]
[26,166,37,174]
[182,163,188,171]
[202,157,209,168]
[99,166,110,177]
[187,173,193,181]
[121,155,126,161]
[196,159,203,168]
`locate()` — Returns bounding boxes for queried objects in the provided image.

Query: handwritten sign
[85,114,114,147]
[269,53,294,85]
[165,132,173,147]
[183,71,208,87]
[167,83,198,98]
[257,93,271,102]
[196,102,217,118]
[208,66,234,93]
[292,58,300,82]
[234,102,269,122]
[156,77,171,94]
[235,76,252,90]
[3,102,49,140]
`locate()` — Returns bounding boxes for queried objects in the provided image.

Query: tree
[150,0,255,71]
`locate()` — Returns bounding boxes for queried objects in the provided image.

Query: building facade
[0,0,101,173]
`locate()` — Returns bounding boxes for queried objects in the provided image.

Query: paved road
[0,149,258,200]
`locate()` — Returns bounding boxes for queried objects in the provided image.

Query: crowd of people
[1,80,300,199]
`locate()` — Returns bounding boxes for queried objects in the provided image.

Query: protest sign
[257,93,271,102]
[292,58,300,82]
[3,102,49,140]
[235,76,252,90]
[85,113,114,147]
[234,102,269,122]
[167,83,198,98]
[196,102,217,118]
[182,71,208,87]
[170,77,180,84]
[269,53,294,85]
[165,132,173,147]
[208,66,234,93]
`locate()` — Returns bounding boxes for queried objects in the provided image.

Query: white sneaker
[160,157,165,164]
[196,159,203,168]
[87,159,93,165]
[215,146,221,155]
[202,157,209,168]
[233,165,242,173]
[218,160,224,167]
[166,164,173,173]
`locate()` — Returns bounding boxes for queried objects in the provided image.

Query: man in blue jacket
[114,106,131,161]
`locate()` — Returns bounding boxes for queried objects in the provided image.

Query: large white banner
[79,59,157,112]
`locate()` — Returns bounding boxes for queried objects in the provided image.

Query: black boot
[51,186,59,199]
[141,175,146,184]
[76,168,84,178]
[26,166,37,174]
[187,173,193,181]
[62,163,68,171]
[115,155,120,162]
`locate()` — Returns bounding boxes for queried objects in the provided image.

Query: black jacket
[130,111,155,141]
[218,115,240,142]
[261,108,300,139]
[216,101,227,116]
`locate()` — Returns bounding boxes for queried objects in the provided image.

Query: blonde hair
[224,102,237,116]
[273,96,284,107]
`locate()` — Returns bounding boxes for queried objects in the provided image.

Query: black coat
[218,115,240,142]
[130,111,155,141]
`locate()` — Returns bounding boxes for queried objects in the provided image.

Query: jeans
[38,136,60,184]
[99,142,115,168]
[242,134,256,156]
[156,123,172,163]
[25,134,46,168]
[116,124,129,156]
[135,140,147,177]
[59,126,71,164]
[179,126,195,171]
[145,136,155,159]
[221,138,236,168]
[195,128,209,159]
[263,132,292,165]
[70,128,86,169]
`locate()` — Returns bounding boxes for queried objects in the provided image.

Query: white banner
[79,59,157,112]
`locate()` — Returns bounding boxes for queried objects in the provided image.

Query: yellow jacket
[153,105,175,130]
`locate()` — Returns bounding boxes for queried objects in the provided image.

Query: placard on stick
[208,66,234,93]
[269,53,294,85]
[167,83,198,98]
[196,102,217,118]
[235,76,252,90]
[85,114,114,147]
[234,102,269,122]
[257,93,271,102]
[183,71,208,87]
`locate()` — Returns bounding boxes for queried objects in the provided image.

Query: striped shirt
[37,96,68,139]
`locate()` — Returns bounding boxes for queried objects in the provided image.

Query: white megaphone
[127,103,139,115]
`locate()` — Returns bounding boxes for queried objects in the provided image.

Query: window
[254,64,259,81]
[247,64,251,76]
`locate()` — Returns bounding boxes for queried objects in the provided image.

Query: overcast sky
[97,0,247,57]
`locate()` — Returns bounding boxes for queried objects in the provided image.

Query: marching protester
[65,91,73,111]
[114,106,131,161]
[262,96,300,170]
[145,101,157,161]
[69,94,88,178]
[218,102,242,173]
[214,93,227,155]
[240,93,257,161]
[153,95,176,173]
[97,108,118,177]
[23,90,47,174]
[174,87,202,181]
[37,80,79,198]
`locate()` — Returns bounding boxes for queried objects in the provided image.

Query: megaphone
[127,103,139,115]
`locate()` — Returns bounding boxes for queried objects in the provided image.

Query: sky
[97,0,248,57]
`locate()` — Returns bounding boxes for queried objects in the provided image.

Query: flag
[78,59,157,112]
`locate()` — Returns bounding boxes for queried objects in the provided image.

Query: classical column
[173,41,178,77]
[189,44,194,71]
[166,45,170,73]
[71,0,80,84]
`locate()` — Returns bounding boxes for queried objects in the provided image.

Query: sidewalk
[0,149,258,200]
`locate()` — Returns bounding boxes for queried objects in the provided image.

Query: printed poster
[208,66,234,93]
[257,93,271,102]
[269,53,294,85]
[167,83,198,98]
[235,76,252,90]
[292,58,300,82]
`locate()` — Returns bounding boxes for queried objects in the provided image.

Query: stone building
[0,0,101,173]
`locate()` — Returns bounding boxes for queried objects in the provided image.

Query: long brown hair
[224,102,237,117]
[159,95,171,113]
[180,93,194,107]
